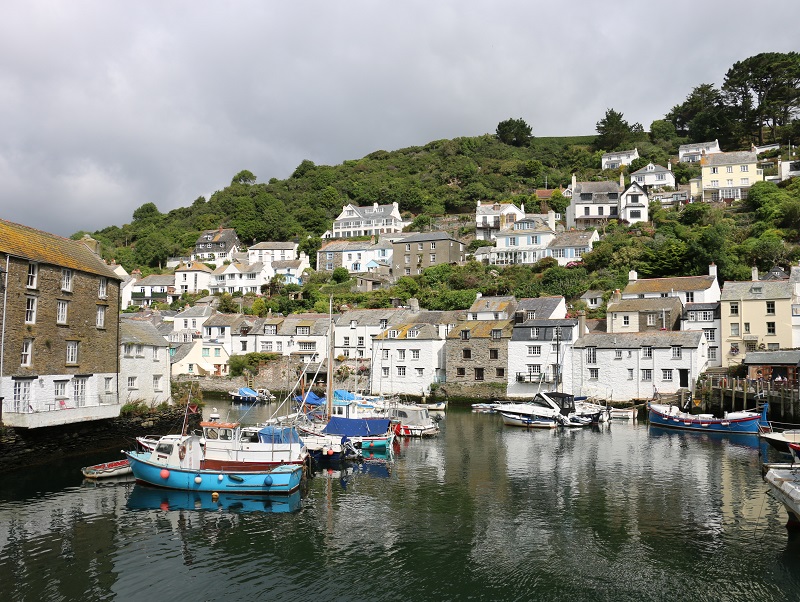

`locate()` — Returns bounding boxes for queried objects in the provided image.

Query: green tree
[547,190,569,215]
[595,108,638,151]
[495,118,532,147]
[331,267,350,283]
[132,202,161,223]
[231,170,256,185]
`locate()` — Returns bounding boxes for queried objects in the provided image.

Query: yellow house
[719,268,794,367]
[699,151,763,202]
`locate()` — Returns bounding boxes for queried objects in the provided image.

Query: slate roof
[120,320,169,348]
[607,297,683,313]
[272,260,303,269]
[720,280,792,300]
[336,308,411,327]
[581,289,605,301]
[631,163,672,176]
[468,295,516,314]
[0,218,120,279]
[602,148,637,159]
[704,151,757,166]
[319,240,376,252]
[175,305,216,319]
[447,320,514,339]
[398,231,461,244]
[743,351,800,365]
[548,231,596,248]
[624,275,717,295]
[342,203,397,220]
[572,181,621,195]
[170,342,194,364]
[249,242,297,250]
[195,228,240,246]
[684,302,720,312]
[573,330,704,349]
[515,296,565,319]
[175,261,213,273]
[373,322,443,341]
[476,202,521,216]
[135,274,175,287]
[679,140,718,152]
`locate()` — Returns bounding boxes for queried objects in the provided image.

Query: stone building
[0,219,122,428]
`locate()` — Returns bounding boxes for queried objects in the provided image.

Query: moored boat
[760,429,800,454]
[229,387,275,403]
[498,391,599,428]
[81,459,132,479]
[764,452,800,529]
[647,402,768,435]
[125,433,304,494]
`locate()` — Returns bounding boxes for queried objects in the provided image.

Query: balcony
[1,397,122,428]
[516,372,553,383]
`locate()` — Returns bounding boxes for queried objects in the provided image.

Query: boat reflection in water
[126,484,302,513]
[647,423,771,456]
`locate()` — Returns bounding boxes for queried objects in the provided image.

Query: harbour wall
[0,407,201,473]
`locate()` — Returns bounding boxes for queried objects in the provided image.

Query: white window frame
[66,341,79,364]
[57,300,68,324]
[27,263,38,288]
[25,296,37,324]
[99,277,108,299]
[96,305,106,328]
[21,339,32,366]
[62,269,73,292]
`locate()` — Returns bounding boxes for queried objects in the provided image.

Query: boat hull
[647,403,763,435]
[498,411,558,428]
[125,451,303,494]
[765,467,800,528]
[81,460,132,479]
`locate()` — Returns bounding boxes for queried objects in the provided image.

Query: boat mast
[326,295,334,420]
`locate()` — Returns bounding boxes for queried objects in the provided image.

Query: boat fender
[160,469,170,479]
[179,444,186,461]
[218,474,224,482]
[264,475,273,486]
[194,476,202,484]
[228,474,245,483]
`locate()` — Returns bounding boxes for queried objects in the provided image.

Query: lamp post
[0,259,8,423]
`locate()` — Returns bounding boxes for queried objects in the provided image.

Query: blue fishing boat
[647,402,768,435]
[126,484,302,513]
[125,433,304,494]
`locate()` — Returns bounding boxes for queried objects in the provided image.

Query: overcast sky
[1,1,798,237]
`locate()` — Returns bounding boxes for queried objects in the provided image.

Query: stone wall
[0,408,201,473]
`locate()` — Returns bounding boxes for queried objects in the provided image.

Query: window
[379,319,388,329]
[127,376,137,389]
[27,263,38,288]
[528,345,541,356]
[388,330,398,339]
[491,329,502,341]
[662,369,673,381]
[430,242,436,250]
[727,165,733,173]
[744,322,750,334]
[768,343,779,351]
[746,341,757,352]
[509,237,517,246]
[685,292,694,303]
[630,210,641,219]
[730,302,739,316]
[153,375,162,391]
[730,343,739,356]
[416,368,425,377]
[731,323,739,336]
[299,342,315,351]
[584,207,590,216]
[214,348,221,357]
[460,330,470,341]
[152,347,159,361]
[99,277,107,299]
[13,380,31,412]
[57,300,68,324]
[496,368,505,378]
[741,178,749,186]
[25,296,37,324]
[382,367,389,378]
[262,341,273,352]
[188,363,194,373]
[73,377,87,407]
[456,367,465,377]
[397,366,406,377]
[462,349,472,359]
[703,328,715,342]
[21,339,32,366]
[615,349,623,359]
[623,315,630,326]
[296,326,310,335]
[672,346,682,359]
[411,349,420,360]
[358,336,364,347]
[767,301,775,315]
[530,327,540,339]
[641,369,653,381]
[709,347,717,360]
[96,305,106,328]
[52,380,67,400]
[589,368,599,380]
[276,341,283,352]
[741,165,749,172]
[343,336,350,347]
[66,341,79,364]
[642,346,653,358]
[628,368,634,380]
[586,347,596,364]
[474,367,484,381]
[647,314,655,326]
[711,167,718,174]
[61,269,73,292]
[710,180,719,187]
[135,344,144,357]
[398,349,406,360]
[767,322,776,335]
[381,349,389,360]
[701,311,713,321]
[489,349,499,360]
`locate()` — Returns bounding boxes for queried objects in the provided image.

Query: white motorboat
[497,392,599,428]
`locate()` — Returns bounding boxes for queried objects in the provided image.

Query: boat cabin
[200,421,240,441]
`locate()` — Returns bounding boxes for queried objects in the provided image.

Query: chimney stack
[752,266,759,281]
[628,269,638,283]
[709,262,717,279]
[578,310,586,335]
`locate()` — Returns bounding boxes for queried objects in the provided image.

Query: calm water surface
[1,404,799,602]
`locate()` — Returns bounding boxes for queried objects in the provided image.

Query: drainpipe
[0,255,10,423]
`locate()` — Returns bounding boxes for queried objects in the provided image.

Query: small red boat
[81,459,132,479]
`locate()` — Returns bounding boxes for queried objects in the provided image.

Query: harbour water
[1,404,799,601]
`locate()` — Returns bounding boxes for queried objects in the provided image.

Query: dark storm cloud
[1,0,798,236]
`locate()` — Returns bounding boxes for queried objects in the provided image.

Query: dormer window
[527,310,536,320]
[750,285,762,294]
[388,330,399,339]
[379,319,388,329]
[407,329,419,339]
[460,330,470,341]
[296,326,310,335]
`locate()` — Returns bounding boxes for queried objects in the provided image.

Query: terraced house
[0,220,122,428]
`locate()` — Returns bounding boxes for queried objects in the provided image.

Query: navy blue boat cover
[257,426,302,444]
[323,417,391,437]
